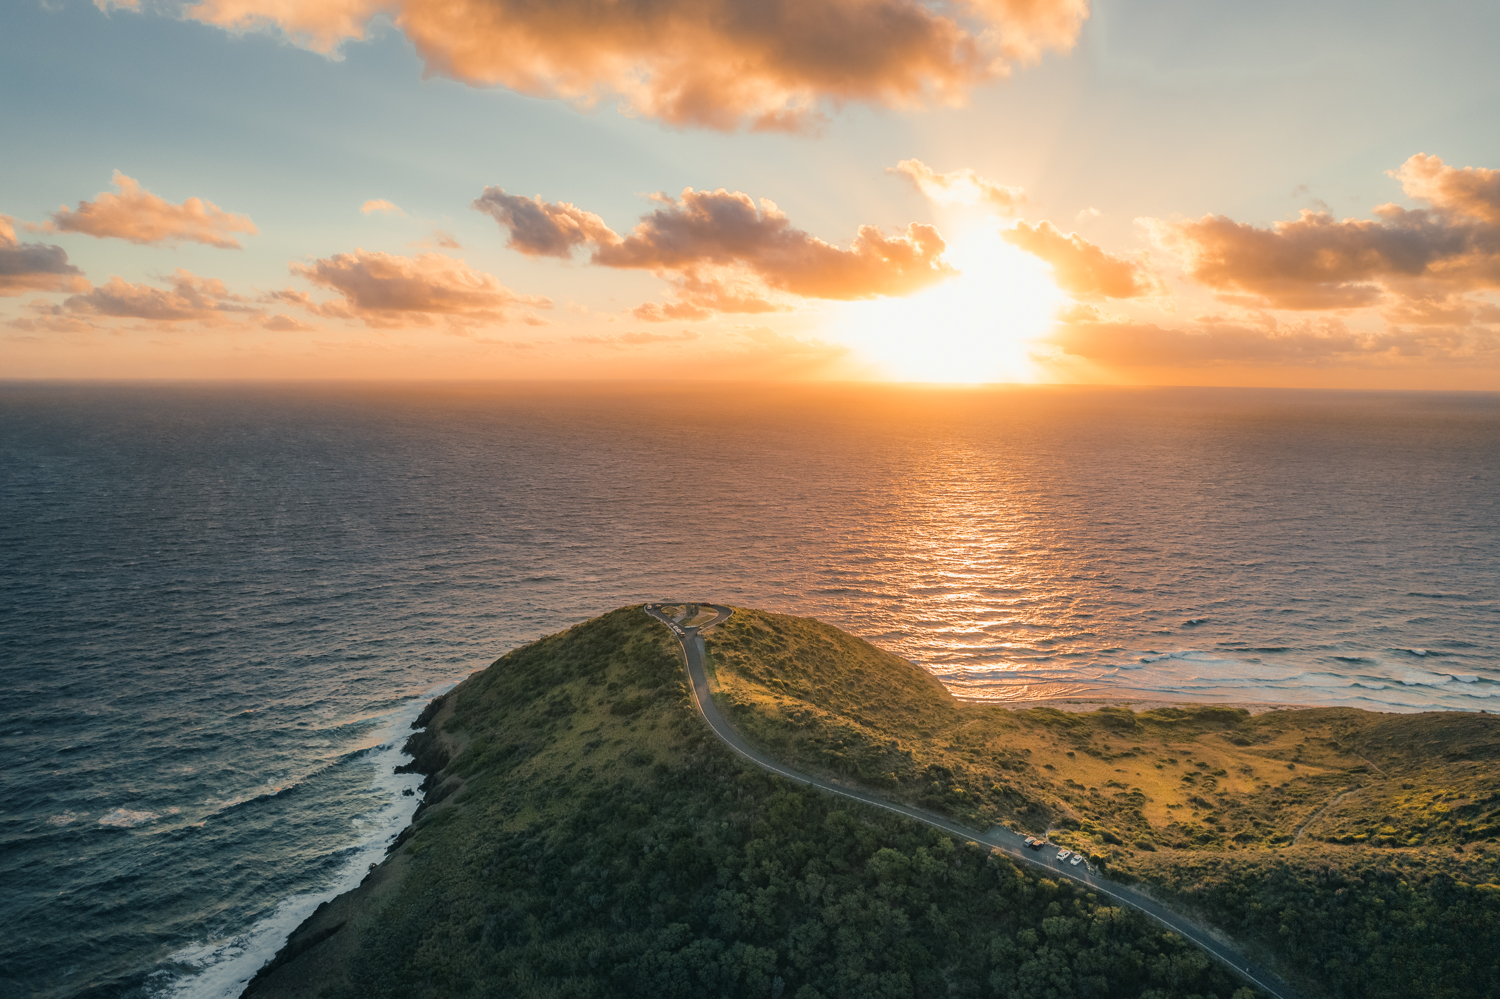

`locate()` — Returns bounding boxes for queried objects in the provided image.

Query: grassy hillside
[243,607,1261,999]
[704,608,1500,998]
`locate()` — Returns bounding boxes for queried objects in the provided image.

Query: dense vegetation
[245,607,1262,999]
[1136,851,1500,999]
[703,608,1500,999]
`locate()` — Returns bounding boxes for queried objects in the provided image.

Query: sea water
[2,382,1497,997]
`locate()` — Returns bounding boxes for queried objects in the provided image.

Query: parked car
[1070,854,1084,866]
[1056,849,1072,860]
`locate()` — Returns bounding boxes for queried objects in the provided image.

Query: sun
[832,220,1063,383]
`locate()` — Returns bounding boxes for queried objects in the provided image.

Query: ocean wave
[153,682,455,999]
[99,808,158,828]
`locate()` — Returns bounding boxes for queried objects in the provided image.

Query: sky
[3,0,1500,386]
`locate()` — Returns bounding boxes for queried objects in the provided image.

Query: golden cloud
[1392,154,1500,223]
[360,199,405,215]
[889,159,1026,214]
[1003,220,1157,298]
[47,172,258,248]
[1155,154,1500,310]
[1048,314,1499,368]
[571,330,703,347]
[594,190,955,299]
[0,215,90,297]
[477,186,954,318]
[287,249,550,327]
[62,269,256,322]
[183,0,1089,131]
[472,189,617,258]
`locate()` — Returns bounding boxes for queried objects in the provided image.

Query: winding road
[645,603,1301,999]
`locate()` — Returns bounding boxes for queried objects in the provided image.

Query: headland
[242,605,1500,999]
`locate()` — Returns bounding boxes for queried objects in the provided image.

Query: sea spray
[151,683,455,999]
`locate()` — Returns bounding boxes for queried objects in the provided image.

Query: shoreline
[963,695,1316,716]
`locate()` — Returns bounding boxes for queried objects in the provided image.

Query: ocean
[2,382,1497,998]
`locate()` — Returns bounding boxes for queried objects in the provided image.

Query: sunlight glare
[833,221,1063,383]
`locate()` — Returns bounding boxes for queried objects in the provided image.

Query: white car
[1056,849,1071,861]
[1070,854,1084,866]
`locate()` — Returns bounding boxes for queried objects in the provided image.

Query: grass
[705,607,1500,869]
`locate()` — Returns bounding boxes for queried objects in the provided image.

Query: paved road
[645,603,1301,999]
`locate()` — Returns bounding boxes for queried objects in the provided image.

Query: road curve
[645,603,1301,999]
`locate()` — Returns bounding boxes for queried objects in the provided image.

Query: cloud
[262,313,316,331]
[1003,220,1157,298]
[889,159,1026,214]
[62,269,256,322]
[630,301,716,322]
[0,215,90,297]
[1153,154,1500,310]
[1392,153,1500,223]
[287,249,550,327]
[180,0,1089,131]
[361,199,405,215]
[407,229,463,250]
[477,185,955,318]
[6,295,105,333]
[1047,313,1500,367]
[571,330,702,347]
[46,172,258,248]
[472,188,616,258]
[591,189,955,299]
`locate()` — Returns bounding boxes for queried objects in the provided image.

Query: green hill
[242,605,1500,999]
[242,607,1259,999]
[704,608,1500,999]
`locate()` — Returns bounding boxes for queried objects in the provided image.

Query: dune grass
[703,607,1500,999]
[706,607,1500,862]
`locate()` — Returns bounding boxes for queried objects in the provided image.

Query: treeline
[1140,852,1500,999]
[340,754,1258,999]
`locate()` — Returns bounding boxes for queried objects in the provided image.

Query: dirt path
[1293,786,1363,845]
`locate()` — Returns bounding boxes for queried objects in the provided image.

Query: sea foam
[151,683,453,999]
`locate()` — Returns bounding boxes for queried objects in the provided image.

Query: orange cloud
[571,330,702,347]
[262,313,316,331]
[591,189,954,299]
[62,270,256,322]
[629,301,716,322]
[472,188,617,258]
[183,0,1089,131]
[1155,154,1500,310]
[889,159,1026,214]
[1048,314,1499,367]
[360,199,405,215]
[1392,153,1500,223]
[965,0,1090,60]
[0,215,90,297]
[478,186,955,318]
[287,249,550,327]
[1003,220,1156,298]
[47,172,258,248]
